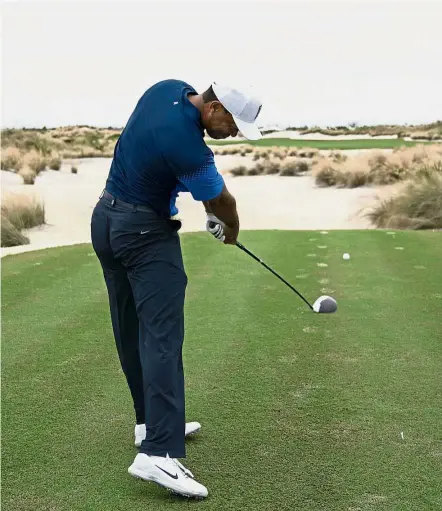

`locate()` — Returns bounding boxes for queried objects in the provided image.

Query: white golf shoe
[128,453,208,498]
[134,422,201,448]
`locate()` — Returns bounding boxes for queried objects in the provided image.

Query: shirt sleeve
[177,153,225,201]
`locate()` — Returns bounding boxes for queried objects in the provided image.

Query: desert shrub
[315,165,342,187]
[314,155,371,187]
[272,147,288,159]
[1,147,23,171]
[263,159,281,175]
[314,145,442,188]
[298,148,318,158]
[282,148,290,158]
[1,215,30,247]
[22,133,52,155]
[78,147,105,158]
[1,193,45,230]
[48,153,62,170]
[413,161,442,180]
[280,159,310,176]
[83,130,106,151]
[368,152,388,168]
[255,163,266,174]
[345,170,369,188]
[24,150,46,174]
[311,155,325,166]
[224,147,240,155]
[367,172,442,229]
[71,166,78,174]
[329,151,347,163]
[246,167,259,176]
[264,148,273,156]
[410,148,428,164]
[368,151,413,185]
[410,134,432,141]
[230,165,248,176]
[246,164,264,176]
[369,166,406,185]
[296,160,310,173]
[18,168,37,184]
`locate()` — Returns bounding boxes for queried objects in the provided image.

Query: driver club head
[312,295,338,314]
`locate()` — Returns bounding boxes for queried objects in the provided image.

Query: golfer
[91,79,262,498]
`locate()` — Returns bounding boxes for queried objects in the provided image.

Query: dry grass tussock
[229,157,311,177]
[1,148,51,183]
[367,171,442,229]
[2,145,65,184]
[212,145,253,156]
[48,152,62,170]
[1,147,23,171]
[214,145,318,160]
[24,150,47,174]
[314,144,442,188]
[1,193,45,247]
[1,126,120,160]
[18,168,37,185]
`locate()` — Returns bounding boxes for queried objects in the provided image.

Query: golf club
[236,241,337,314]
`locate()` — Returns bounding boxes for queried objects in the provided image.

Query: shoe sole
[185,426,201,438]
[128,465,206,499]
[134,426,201,448]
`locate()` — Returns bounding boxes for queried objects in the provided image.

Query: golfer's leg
[91,203,145,424]
[128,233,187,458]
[102,267,145,424]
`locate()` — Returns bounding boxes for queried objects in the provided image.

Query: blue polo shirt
[105,79,224,218]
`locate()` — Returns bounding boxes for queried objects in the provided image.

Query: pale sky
[2,0,441,129]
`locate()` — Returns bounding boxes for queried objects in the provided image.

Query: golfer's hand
[223,225,239,245]
[206,214,225,242]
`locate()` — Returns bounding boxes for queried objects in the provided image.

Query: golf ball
[343,253,350,260]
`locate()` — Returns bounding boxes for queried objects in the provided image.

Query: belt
[100,190,158,214]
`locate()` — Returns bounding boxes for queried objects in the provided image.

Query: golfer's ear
[211,101,224,113]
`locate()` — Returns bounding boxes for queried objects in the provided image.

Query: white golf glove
[206,213,225,242]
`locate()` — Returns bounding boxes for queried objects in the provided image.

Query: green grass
[208,138,436,150]
[2,231,442,511]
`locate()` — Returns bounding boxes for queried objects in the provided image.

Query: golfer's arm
[203,185,239,229]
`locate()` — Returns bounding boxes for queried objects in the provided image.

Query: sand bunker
[1,156,378,257]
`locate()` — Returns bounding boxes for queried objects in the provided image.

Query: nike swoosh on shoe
[155,465,178,479]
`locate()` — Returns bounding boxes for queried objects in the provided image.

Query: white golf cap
[212,82,262,140]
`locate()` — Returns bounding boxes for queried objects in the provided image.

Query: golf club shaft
[236,241,314,310]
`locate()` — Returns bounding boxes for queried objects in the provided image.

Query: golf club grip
[236,241,313,310]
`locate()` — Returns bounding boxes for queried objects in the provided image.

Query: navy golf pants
[91,192,188,458]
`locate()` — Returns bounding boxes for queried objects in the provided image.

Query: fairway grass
[2,231,442,510]
[208,138,435,150]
